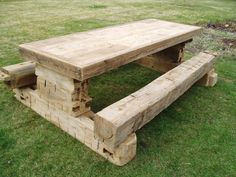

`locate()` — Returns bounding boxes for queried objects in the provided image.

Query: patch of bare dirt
[222,38,236,48]
[206,21,236,33]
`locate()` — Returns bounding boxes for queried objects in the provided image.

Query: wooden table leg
[0,62,137,166]
[135,42,186,73]
[35,64,91,117]
[135,42,218,87]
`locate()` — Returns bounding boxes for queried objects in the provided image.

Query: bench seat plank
[0,61,36,88]
[95,52,216,149]
[19,19,202,80]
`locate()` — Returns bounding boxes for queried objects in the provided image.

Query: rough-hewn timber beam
[0,61,36,88]
[95,52,216,150]
[135,41,189,73]
[13,88,137,166]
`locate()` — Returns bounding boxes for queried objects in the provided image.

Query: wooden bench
[0,19,217,166]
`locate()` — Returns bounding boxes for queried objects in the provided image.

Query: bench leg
[197,69,218,87]
[13,87,137,166]
[135,42,186,73]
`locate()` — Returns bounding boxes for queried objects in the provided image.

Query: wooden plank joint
[35,64,91,117]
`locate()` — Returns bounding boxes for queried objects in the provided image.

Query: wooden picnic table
[0,19,217,166]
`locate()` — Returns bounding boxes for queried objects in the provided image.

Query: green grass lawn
[0,0,236,176]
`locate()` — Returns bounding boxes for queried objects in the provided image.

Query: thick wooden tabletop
[19,19,202,80]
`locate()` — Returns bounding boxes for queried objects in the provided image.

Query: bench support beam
[13,87,137,166]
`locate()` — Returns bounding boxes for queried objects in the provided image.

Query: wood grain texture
[13,88,137,166]
[0,70,10,81]
[95,52,216,149]
[135,42,185,73]
[35,64,91,117]
[19,19,202,80]
[197,68,218,87]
